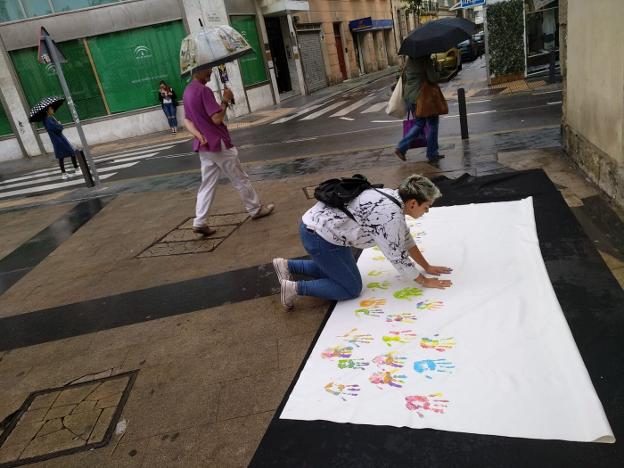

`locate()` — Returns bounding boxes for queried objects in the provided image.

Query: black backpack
[314,174,401,220]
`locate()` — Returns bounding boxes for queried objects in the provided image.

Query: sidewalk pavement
[0,119,622,466]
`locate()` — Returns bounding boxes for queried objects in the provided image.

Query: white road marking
[0,163,136,191]
[283,137,318,143]
[340,117,355,121]
[533,89,562,95]
[370,120,402,123]
[271,101,331,124]
[547,100,562,105]
[361,102,387,113]
[300,101,346,121]
[330,95,377,117]
[443,110,497,118]
[94,145,173,161]
[0,173,117,199]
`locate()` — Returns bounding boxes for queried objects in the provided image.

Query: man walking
[183,68,274,236]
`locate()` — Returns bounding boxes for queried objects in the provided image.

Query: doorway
[265,16,292,93]
[333,23,348,81]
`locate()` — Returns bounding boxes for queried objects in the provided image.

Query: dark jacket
[43,115,74,159]
[402,57,440,104]
[158,88,178,107]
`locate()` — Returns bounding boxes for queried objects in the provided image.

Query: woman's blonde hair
[398,174,441,204]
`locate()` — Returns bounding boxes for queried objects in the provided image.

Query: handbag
[402,109,429,149]
[415,81,448,118]
[386,76,407,119]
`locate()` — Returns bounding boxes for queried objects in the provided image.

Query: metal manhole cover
[0,371,137,467]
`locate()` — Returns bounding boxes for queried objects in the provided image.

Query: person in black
[158,80,178,133]
[42,106,79,181]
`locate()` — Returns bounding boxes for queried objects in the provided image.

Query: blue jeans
[397,104,440,158]
[288,223,362,301]
[162,103,177,128]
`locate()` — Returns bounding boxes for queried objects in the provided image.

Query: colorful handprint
[367,269,388,277]
[382,330,418,347]
[393,287,423,301]
[385,312,418,323]
[420,335,456,352]
[372,352,407,369]
[360,298,386,308]
[321,345,353,360]
[413,358,455,379]
[369,370,407,389]
[355,307,384,318]
[338,328,374,347]
[324,382,360,401]
[405,393,449,417]
[367,281,390,291]
[338,358,370,370]
[416,300,444,310]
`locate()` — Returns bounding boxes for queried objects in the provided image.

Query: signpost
[38,27,100,186]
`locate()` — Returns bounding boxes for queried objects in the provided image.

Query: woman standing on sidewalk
[42,107,79,181]
[273,174,452,310]
[395,56,446,163]
[158,81,178,134]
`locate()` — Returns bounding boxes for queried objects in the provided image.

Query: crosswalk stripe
[0,163,137,192]
[92,151,159,165]
[330,95,377,117]
[300,101,346,121]
[361,102,387,113]
[271,101,331,124]
[94,144,174,161]
[0,173,117,200]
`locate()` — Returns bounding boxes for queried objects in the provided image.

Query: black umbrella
[398,17,477,58]
[28,95,65,122]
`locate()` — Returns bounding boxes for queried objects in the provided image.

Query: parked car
[473,32,485,56]
[433,47,461,78]
[458,39,480,62]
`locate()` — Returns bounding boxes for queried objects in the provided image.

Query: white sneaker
[272,258,291,282]
[280,279,297,310]
[61,173,70,180]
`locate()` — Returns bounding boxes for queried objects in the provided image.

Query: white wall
[246,84,274,111]
[0,137,23,162]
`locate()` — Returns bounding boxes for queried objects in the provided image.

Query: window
[86,21,186,113]
[230,16,268,87]
[11,39,107,123]
[52,0,117,12]
[21,0,53,17]
[0,0,25,22]
[0,101,13,136]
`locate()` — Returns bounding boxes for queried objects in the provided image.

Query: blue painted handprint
[413,359,455,379]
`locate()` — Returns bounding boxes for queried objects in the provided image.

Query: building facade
[0,0,400,162]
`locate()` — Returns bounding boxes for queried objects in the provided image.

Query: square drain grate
[0,371,137,467]
[137,212,249,258]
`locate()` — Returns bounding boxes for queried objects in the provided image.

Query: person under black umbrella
[29,96,79,181]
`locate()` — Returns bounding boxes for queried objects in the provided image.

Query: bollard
[548,50,556,83]
[458,87,469,140]
[75,150,95,188]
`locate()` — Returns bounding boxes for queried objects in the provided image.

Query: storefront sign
[461,0,485,7]
[349,17,373,31]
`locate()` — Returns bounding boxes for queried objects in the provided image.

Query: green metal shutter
[10,40,106,124]
[86,21,187,113]
[230,15,268,87]
[0,102,12,136]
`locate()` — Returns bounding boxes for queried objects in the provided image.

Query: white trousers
[194,146,261,227]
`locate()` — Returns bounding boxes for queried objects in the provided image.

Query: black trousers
[58,154,78,173]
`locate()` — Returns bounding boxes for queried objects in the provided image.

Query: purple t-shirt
[183,80,233,152]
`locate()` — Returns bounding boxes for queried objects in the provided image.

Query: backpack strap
[373,188,402,209]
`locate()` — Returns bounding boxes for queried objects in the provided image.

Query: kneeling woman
[273,174,452,309]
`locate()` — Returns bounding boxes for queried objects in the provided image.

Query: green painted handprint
[393,287,423,301]
[367,281,390,291]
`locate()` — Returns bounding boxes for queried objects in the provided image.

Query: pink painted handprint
[405,393,449,417]
[338,328,374,347]
[324,382,360,401]
[420,334,456,352]
[416,300,444,311]
[321,346,353,360]
[369,370,407,389]
[372,352,406,369]
[382,330,418,347]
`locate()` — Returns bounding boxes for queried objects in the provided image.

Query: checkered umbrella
[28,96,65,122]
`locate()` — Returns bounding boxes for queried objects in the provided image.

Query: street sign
[461,0,485,8]
[37,27,66,64]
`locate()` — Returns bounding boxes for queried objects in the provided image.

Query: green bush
[488,0,525,76]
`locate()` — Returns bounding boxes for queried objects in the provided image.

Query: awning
[348,17,393,32]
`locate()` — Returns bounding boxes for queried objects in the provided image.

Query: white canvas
[281,198,615,443]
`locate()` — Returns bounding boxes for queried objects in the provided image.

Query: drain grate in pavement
[137,212,249,258]
[0,371,137,467]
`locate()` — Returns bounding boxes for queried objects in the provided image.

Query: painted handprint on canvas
[385,312,418,324]
[367,270,388,277]
[393,288,423,301]
[372,352,407,369]
[413,359,455,379]
[355,298,386,318]
[321,346,353,360]
[324,382,360,401]
[369,370,407,389]
[405,393,449,417]
[416,300,444,311]
[338,358,370,370]
[338,328,374,347]
[382,330,417,347]
[366,281,390,291]
[420,335,456,352]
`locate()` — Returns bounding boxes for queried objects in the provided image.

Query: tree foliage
[487,0,525,76]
